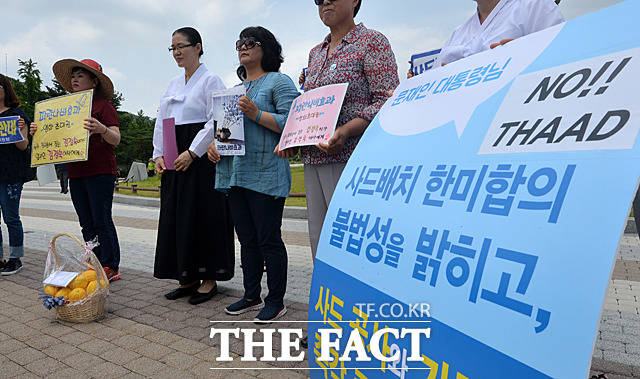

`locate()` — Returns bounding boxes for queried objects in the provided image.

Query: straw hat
[52,58,114,100]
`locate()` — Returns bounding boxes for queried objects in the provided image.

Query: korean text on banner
[278,83,348,151]
[410,48,441,76]
[212,86,246,156]
[308,1,640,378]
[31,90,92,167]
[0,116,24,144]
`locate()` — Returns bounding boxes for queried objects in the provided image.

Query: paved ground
[0,182,638,378]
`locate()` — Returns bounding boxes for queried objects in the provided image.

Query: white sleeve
[189,74,227,157]
[152,84,172,160]
[152,114,164,160]
[434,24,463,67]
[523,0,565,35]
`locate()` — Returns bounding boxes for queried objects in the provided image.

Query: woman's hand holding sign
[15,118,28,151]
[207,142,221,164]
[238,95,259,121]
[317,126,348,155]
[84,117,108,135]
[317,118,369,156]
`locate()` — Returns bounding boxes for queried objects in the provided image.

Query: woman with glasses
[207,26,299,322]
[153,27,235,305]
[0,75,31,276]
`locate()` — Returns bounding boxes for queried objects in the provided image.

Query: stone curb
[23,183,310,219]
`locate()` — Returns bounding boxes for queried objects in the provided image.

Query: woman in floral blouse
[282,0,399,261]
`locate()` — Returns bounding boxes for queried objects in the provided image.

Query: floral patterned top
[301,23,399,165]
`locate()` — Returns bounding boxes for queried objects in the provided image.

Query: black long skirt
[153,121,235,284]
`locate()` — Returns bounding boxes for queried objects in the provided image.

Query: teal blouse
[215,72,300,198]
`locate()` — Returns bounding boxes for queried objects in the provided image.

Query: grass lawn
[287,166,306,207]
[115,166,307,207]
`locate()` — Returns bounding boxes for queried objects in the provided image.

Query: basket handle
[50,233,88,270]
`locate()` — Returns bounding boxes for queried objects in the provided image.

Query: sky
[0,0,626,116]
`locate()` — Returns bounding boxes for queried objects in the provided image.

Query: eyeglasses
[235,38,262,51]
[314,0,336,5]
[168,44,194,52]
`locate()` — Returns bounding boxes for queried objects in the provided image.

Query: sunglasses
[236,38,262,51]
[314,0,336,5]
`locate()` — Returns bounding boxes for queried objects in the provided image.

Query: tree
[16,59,46,117]
[44,78,67,98]
[114,109,155,172]
[110,91,124,111]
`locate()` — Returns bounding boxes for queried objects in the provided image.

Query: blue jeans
[70,175,120,271]
[0,182,24,259]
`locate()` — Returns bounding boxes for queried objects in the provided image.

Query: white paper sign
[43,270,78,288]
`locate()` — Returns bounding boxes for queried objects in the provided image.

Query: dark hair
[354,0,361,17]
[0,74,20,108]
[71,67,97,79]
[173,27,204,57]
[237,26,283,79]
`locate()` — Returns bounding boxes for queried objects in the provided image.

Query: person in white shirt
[152,27,235,305]
[436,0,564,66]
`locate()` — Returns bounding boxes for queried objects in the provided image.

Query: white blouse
[436,0,564,66]
[152,64,226,159]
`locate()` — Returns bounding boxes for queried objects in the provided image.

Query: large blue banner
[308,1,640,378]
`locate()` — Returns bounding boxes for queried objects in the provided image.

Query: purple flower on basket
[39,294,66,310]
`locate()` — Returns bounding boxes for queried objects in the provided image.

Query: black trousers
[69,174,120,271]
[229,186,287,308]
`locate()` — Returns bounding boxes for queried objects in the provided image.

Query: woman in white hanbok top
[152,27,234,305]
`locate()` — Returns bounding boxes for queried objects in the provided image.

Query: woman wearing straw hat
[30,58,122,282]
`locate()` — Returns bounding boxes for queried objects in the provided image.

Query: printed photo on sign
[0,116,24,144]
[31,90,93,167]
[212,86,245,156]
[278,83,348,151]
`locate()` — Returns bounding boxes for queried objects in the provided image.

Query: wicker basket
[49,233,109,323]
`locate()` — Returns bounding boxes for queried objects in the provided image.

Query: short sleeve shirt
[68,97,119,178]
[0,108,32,184]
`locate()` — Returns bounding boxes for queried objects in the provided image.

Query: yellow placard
[31,90,93,167]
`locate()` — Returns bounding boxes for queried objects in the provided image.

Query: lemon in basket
[68,288,86,302]
[86,280,98,295]
[44,285,59,296]
[55,288,71,300]
[70,275,90,290]
[80,269,97,281]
